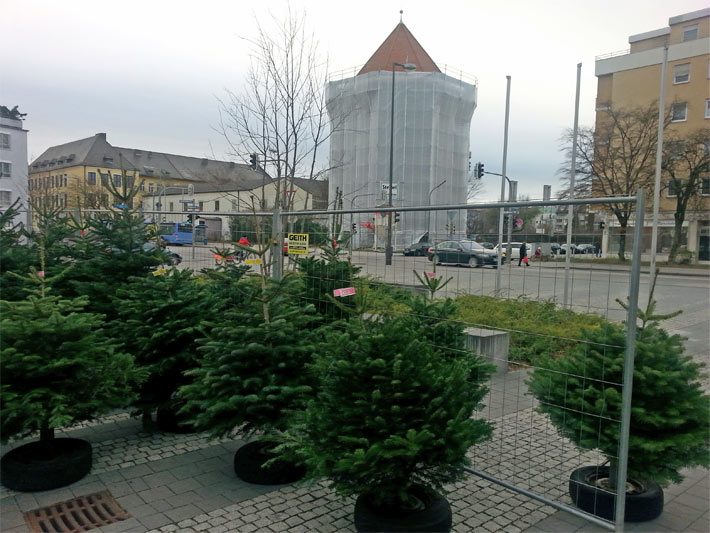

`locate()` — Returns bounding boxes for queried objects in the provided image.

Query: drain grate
[23,490,131,532]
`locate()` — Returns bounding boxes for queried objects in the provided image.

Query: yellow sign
[245,258,263,265]
[287,233,309,255]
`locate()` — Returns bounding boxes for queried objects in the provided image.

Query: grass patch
[454,295,609,365]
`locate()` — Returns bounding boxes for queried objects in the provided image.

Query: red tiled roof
[358,22,440,75]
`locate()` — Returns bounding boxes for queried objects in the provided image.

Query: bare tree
[216,8,334,214]
[557,102,667,259]
[662,128,710,262]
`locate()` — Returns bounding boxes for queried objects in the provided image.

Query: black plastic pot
[0,438,92,492]
[569,466,664,522]
[354,485,452,532]
[233,441,306,485]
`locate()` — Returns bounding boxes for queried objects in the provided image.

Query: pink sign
[425,272,436,279]
[333,287,356,297]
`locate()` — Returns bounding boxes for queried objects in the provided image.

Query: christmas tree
[1,276,141,444]
[291,303,494,507]
[178,275,321,441]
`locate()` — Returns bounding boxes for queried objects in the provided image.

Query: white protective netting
[326,70,477,250]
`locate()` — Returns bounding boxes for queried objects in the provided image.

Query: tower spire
[399,10,403,23]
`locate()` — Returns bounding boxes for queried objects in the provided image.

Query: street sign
[380,183,398,198]
[287,233,309,255]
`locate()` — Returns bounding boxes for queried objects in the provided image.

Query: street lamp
[349,193,376,256]
[385,61,416,266]
[427,180,447,241]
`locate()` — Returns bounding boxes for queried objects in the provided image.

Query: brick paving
[1,370,707,532]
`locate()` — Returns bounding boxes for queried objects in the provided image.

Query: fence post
[272,208,283,281]
[614,189,644,530]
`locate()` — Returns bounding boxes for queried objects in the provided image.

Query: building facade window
[0,133,10,150]
[673,63,690,84]
[148,183,154,193]
[113,174,122,187]
[0,190,11,206]
[169,202,174,211]
[198,201,204,211]
[0,162,11,177]
[701,177,710,196]
[705,99,710,119]
[682,24,698,42]
[87,171,97,185]
[668,178,683,197]
[214,200,220,211]
[100,173,109,186]
[671,102,687,122]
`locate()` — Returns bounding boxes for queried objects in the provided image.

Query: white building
[326,22,477,249]
[0,106,28,228]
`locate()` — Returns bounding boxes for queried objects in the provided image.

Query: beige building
[594,8,710,260]
[143,177,328,241]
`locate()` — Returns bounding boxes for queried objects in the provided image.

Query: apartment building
[0,106,29,228]
[28,133,265,216]
[595,8,710,260]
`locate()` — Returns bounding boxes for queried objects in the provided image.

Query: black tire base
[354,486,452,532]
[569,466,664,522]
[234,441,305,485]
[1,438,92,492]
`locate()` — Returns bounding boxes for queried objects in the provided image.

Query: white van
[493,242,533,260]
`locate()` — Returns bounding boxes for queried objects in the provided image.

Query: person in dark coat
[518,242,528,267]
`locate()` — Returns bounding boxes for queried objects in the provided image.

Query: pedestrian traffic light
[351,223,357,233]
[249,153,258,170]
[394,212,400,224]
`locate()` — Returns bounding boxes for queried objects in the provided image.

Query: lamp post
[427,180,447,241]
[385,61,416,265]
[349,193,376,256]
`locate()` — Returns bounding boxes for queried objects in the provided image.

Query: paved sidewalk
[1,371,707,532]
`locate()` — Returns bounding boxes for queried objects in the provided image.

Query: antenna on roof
[399,10,403,23]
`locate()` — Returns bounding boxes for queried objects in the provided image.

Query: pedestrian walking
[534,247,542,261]
[518,242,529,267]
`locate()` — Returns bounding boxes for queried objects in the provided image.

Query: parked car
[492,242,529,260]
[403,241,432,256]
[576,244,596,254]
[550,243,562,255]
[560,243,578,255]
[427,240,499,268]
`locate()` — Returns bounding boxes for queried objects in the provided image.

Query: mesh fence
[138,196,648,529]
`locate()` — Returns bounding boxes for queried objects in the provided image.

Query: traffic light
[394,212,400,224]
[476,162,485,178]
[249,153,259,170]
[351,223,357,233]
[599,221,605,230]
[186,214,193,223]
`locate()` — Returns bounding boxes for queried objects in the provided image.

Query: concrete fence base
[463,327,509,375]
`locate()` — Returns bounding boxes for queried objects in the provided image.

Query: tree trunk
[668,223,684,263]
[618,225,627,261]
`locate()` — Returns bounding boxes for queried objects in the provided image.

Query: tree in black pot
[287,299,494,532]
[0,275,142,492]
[178,274,322,484]
[112,267,223,432]
[528,274,709,522]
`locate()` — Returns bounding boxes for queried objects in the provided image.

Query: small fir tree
[178,275,321,442]
[289,304,494,507]
[112,268,214,427]
[528,275,709,487]
[297,239,361,321]
[0,275,141,444]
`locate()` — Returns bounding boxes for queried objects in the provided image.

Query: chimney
[96,133,107,141]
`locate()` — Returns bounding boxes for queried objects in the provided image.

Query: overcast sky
[3,0,707,201]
